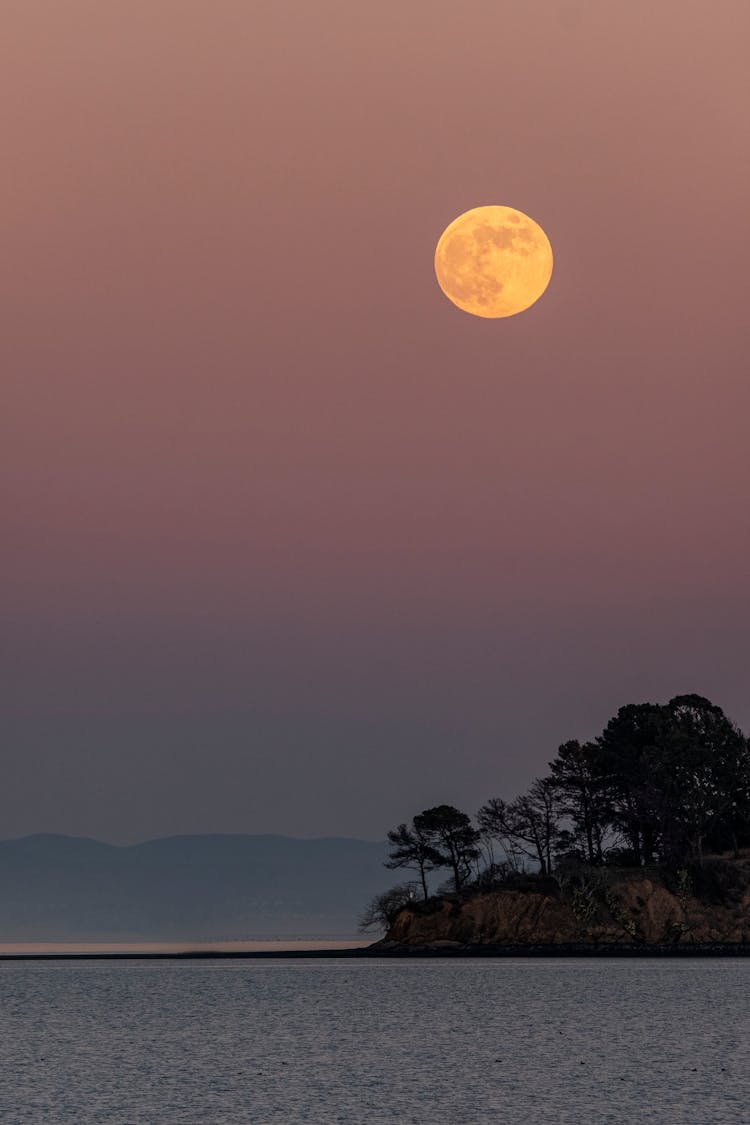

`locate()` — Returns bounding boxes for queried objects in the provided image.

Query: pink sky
[2,0,749,841]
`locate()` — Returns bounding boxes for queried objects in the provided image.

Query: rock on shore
[380,858,750,948]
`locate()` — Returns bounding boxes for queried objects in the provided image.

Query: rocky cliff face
[381,859,750,948]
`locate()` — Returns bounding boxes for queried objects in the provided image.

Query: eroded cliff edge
[378,857,750,949]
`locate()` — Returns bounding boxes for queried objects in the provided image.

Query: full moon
[434,205,553,318]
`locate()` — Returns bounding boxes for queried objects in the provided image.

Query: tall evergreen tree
[549,740,610,864]
[658,694,750,864]
[595,702,667,864]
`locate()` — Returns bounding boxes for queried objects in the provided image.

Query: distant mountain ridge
[0,833,389,940]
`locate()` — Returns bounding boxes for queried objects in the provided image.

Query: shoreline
[1,941,749,960]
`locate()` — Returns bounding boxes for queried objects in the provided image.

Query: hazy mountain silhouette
[0,834,389,940]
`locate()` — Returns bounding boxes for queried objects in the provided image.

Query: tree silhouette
[658,694,750,864]
[477,797,524,872]
[385,821,441,899]
[414,805,481,892]
[549,740,611,864]
[359,883,419,933]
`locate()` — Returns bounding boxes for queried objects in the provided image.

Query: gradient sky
[3,0,749,843]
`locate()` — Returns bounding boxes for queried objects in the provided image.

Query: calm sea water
[0,958,748,1124]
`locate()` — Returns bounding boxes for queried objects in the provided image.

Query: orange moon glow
[434,205,553,318]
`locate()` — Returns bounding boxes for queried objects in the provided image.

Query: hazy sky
[3,0,749,843]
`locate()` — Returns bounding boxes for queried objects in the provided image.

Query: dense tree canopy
[592,694,750,865]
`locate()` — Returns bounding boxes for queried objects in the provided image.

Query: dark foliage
[413,805,481,893]
[358,882,419,933]
[385,821,443,900]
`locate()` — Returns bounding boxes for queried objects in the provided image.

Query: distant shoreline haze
[0,833,389,942]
